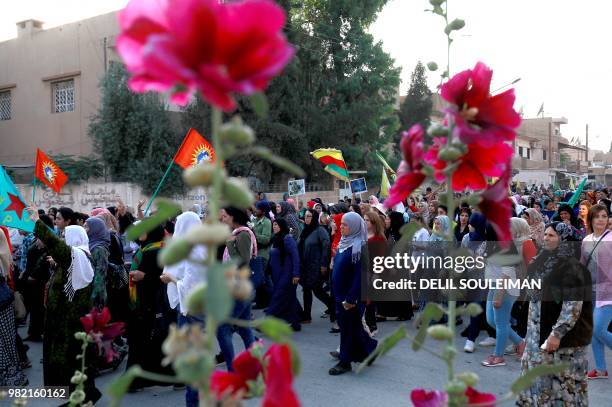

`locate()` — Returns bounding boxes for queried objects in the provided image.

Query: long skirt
[0,305,28,386]
[337,302,378,365]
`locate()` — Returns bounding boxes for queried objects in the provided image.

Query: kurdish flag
[310,148,350,182]
[35,149,68,193]
[0,166,34,233]
[174,128,216,169]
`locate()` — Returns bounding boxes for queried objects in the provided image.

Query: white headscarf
[337,212,368,263]
[0,231,10,278]
[64,225,94,301]
[164,212,207,315]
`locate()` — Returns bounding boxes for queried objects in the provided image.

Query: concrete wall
[0,13,120,166]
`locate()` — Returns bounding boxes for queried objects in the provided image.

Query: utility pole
[585,124,589,163]
[548,120,552,169]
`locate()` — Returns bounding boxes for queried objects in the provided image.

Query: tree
[51,154,103,183]
[88,63,184,195]
[398,61,433,149]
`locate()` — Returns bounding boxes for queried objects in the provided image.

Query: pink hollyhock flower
[210,347,264,399]
[262,344,301,407]
[465,386,496,406]
[424,138,513,192]
[385,125,427,207]
[441,62,521,147]
[117,0,295,111]
[478,169,513,244]
[80,307,125,363]
[410,388,449,407]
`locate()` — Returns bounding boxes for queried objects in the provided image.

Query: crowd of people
[0,184,610,406]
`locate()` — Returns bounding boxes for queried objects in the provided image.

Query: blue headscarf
[467,212,487,251]
[337,212,368,263]
[85,217,110,252]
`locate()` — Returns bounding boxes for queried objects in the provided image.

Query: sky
[1,0,610,152]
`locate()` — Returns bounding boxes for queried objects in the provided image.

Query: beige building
[0,12,121,169]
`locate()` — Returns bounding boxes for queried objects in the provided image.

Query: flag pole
[144,158,175,215]
[32,178,37,202]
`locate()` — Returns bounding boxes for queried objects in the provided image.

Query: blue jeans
[592,304,612,371]
[178,314,205,407]
[216,301,255,371]
[486,291,522,357]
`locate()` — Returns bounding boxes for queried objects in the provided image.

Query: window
[527,148,531,159]
[0,90,10,120]
[543,149,547,160]
[518,146,524,157]
[52,79,75,113]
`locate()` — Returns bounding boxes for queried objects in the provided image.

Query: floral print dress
[516,300,588,407]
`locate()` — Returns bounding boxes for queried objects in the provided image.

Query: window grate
[0,91,11,120]
[53,79,75,113]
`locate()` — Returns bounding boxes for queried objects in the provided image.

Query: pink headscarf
[91,207,111,217]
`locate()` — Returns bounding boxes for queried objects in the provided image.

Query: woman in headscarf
[96,211,128,323]
[328,212,378,375]
[85,217,110,308]
[217,207,256,371]
[429,215,451,242]
[26,208,100,403]
[266,218,301,331]
[517,222,593,406]
[277,201,302,242]
[298,209,332,323]
[523,208,545,245]
[252,200,273,308]
[460,213,496,353]
[0,229,28,386]
[126,224,175,391]
[160,211,206,406]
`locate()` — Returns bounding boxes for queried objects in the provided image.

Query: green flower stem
[68,336,89,407]
[445,1,450,76]
[134,370,184,384]
[199,107,223,406]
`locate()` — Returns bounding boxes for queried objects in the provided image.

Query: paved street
[12,297,612,406]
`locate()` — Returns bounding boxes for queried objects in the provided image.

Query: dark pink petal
[440,68,471,105]
[480,170,513,245]
[210,371,247,400]
[465,386,496,406]
[118,0,169,30]
[232,348,263,383]
[385,168,426,208]
[477,89,521,129]
[464,62,492,108]
[263,344,300,407]
[410,388,449,407]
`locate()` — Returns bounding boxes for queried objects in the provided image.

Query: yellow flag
[380,168,391,198]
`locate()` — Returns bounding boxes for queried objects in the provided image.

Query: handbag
[0,280,14,311]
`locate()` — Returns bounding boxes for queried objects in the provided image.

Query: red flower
[385,125,427,207]
[262,344,300,407]
[210,347,263,400]
[478,169,513,244]
[410,388,448,407]
[424,138,513,192]
[441,62,521,148]
[465,386,496,406]
[117,0,295,111]
[80,307,125,363]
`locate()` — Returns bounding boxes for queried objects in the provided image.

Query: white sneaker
[464,340,475,353]
[478,337,496,347]
[504,344,518,355]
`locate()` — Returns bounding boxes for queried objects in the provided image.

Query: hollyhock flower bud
[183,163,224,187]
[465,302,483,317]
[427,61,439,71]
[456,372,479,387]
[186,283,207,316]
[159,238,193,266]
[444,18,465,34]
[184,223,231,246]
[427,325,453,340]
[223,178,255,209]
[69,390,85,405]
[445,380,467,396]
[232,279,254,301]
[438,147,463,161]
[220,117,255,146]
[429,0,446,7]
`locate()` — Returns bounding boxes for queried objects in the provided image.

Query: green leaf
[288,342,301,376]
[357,325,407,373]
[126,199,181,241]
[206,263,233,322]
[413,303,445,351]
[251,146,305,177]
[107,366,141,405]
[511,363,570,394]
[256,317,294,342]
[427,62,439,71]
[250,92,269,118]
